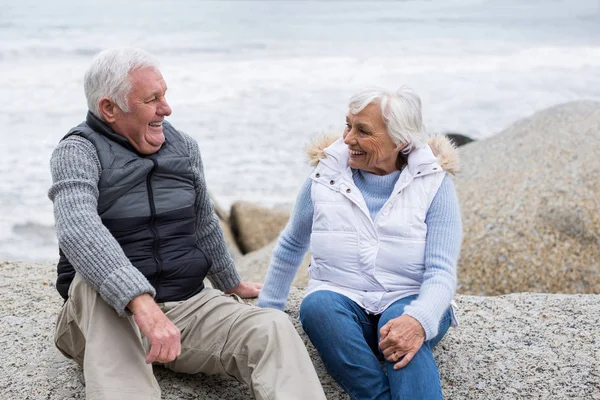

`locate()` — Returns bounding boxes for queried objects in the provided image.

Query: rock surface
[218,218,243,260]
[229,201,290,254]
[454,101,600,295]
[1,261,599,399]
[235,240,312,287]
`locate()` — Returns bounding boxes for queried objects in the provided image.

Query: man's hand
[128,294,181,364]
[379,315,425,370]
[225,282,262,298]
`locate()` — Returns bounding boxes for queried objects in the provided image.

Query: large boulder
[1,261,599,399]
[454,101,600,295]
[210,192,230,222]
[218,218,243,261]
[235,240,312,287]
[444,132,475,147]
[210,193,243,260]
[229,201,290,254]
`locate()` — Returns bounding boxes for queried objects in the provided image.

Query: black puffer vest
[56,112,212,302]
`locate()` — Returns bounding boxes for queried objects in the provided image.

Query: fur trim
[305,133,340,167]
[305,133,460,173]
[428,135,460,174]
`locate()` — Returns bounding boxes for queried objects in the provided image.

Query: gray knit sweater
[48,131,241,315]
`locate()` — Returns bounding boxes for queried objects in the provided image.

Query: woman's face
[343,103,402,175]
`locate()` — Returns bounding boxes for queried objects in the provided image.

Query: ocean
[1,0,599,261]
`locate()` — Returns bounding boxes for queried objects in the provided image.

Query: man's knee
[255,308,295,336]
[230,308,299,355]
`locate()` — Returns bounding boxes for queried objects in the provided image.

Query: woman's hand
[379,315,425,369]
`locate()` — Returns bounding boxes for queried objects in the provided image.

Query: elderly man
[48,48,326,400]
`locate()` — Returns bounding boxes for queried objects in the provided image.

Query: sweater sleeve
[182,132,241,291]
[48,136,156,315]
[257,177,314,310]
[402,175,462,340]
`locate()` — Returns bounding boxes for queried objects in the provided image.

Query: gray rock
[229,201,290,254]
[209,193,243,260]
[235,239,312,287]
[1,261,599,399]
[218,217,243,261]
[454,101,600,295]
[210,192,230,222]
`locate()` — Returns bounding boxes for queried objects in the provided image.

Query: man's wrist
[127,293,156,314]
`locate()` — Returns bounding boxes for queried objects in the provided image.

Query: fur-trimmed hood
[305,133,460,174]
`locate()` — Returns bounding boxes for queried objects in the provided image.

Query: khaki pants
[55,274,326,400]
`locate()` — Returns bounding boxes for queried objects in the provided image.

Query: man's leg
[377,295,452,400]
[54,273,161,400]
[161,289,326,400]
[300,290,391,400]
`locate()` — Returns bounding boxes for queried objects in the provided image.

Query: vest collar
[405,145,442,178]
[85,111,168,156]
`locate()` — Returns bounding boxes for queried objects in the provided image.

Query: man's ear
[99,97,118,123]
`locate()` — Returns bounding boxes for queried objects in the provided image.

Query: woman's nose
[343,130,356,145]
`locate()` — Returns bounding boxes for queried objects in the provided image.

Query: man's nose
[158,98,172,116]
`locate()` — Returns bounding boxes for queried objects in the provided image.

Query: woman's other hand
[379,315,425,369]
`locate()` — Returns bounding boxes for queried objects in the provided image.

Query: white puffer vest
[306,137,455,313]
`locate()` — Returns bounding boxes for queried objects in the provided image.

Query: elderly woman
[257,86,462,400]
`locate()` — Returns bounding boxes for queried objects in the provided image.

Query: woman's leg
[377,296,452,400]
[300,290,390,400]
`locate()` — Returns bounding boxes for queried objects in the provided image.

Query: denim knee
[300,290,349,333]
[299,290,330,327]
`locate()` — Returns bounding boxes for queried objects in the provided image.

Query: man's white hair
[348,86,426,153]
[84,47,160,119]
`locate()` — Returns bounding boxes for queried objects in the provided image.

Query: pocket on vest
[310,231,360,276]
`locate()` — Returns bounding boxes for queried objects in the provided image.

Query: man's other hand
[128,294,181,364]
[225,282,262,298]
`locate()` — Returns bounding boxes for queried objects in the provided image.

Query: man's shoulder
[56,133,96,151]
[164,122,193,142]
[164,124,199,155]
[51,134,98,164]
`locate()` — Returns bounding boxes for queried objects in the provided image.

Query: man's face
[111,67,172,155]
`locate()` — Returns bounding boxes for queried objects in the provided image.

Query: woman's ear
[396,142,409,152]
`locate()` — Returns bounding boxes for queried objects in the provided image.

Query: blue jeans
[300,291,452,400]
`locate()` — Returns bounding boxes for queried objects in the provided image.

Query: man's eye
[345,123,351,129]
[147,97,157,103]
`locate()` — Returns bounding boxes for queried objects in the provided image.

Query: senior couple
[49,47,462,400]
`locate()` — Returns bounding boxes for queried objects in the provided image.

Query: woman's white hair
[84,47,160,119]
[348,86,426,153]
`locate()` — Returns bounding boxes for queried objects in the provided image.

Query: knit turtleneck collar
[351,168,402,220]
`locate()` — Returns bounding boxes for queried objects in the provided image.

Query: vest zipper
[146,159,162,298]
